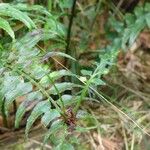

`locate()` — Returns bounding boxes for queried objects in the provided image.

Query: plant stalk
[65,0,77,65]
[46,75,66,113]
[47,0,52,12]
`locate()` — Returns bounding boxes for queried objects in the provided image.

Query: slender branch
[65,0,77,63]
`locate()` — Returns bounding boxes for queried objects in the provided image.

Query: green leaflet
[14,4,53,17]
[14,29,64,53]
[124,13,135,26]
[49,82,81,95]
[57,95,74,106]
[134,6,144,17]
[42,51,76,62]
[122,28,132,49]
[2,76,21,93]
[0,17,15,39]
[1,75,32,113]
[30,65,49,80]
[81,69,93,76]
[49,70,72,80]
[25,100,51,137]
[4,82,33,112]
[41,109,60,127]
[15,91,43,128]
[43,120,65,145]
[91,78,106,86]
[40,70,73,88]
[13,29,43,52]
[0,3,36,29]
[122,18,145,48]
[128,18,145,46]
[45,18,66,38]
[17,48,40,65]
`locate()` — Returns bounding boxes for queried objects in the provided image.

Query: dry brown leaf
[139,31,150,49]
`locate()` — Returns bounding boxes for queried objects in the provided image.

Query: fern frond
[0,3,36,29]
[122,3,150,48]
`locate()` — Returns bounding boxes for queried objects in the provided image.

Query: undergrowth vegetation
[0,0,150,149]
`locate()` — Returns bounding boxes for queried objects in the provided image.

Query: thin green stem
[74,82,90,113]
[46,75,66,113]
[74,75,94,113]
[74,64,101,113]
[47,0,52,12]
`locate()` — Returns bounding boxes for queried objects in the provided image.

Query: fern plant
[122,2,150,48]
[0,2,93,148]
[106,2,150,50]
[0,2,79,146]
